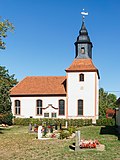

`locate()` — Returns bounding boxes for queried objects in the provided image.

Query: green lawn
[0,125,120,160]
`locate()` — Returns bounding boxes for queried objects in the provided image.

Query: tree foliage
[99,88,117,118]
[0,66,17,113]
[0,17,14,49]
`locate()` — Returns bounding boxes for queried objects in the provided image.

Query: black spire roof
[79,21,88,35]
[76,21,91,43]
[74,21,93,59]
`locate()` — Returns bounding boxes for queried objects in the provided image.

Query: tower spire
[74,10,93,59]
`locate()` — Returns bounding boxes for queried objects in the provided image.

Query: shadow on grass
[0,128,5,134]
[100,126,120,140]
[69,143,75,151]
[0,127,11,134]
[0,131,3,134]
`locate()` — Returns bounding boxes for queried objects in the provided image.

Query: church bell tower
[66,11,100,123]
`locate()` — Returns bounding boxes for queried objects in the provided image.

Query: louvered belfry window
[79,73,84,81]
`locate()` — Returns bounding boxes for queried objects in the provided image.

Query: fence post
[75,131,80,151]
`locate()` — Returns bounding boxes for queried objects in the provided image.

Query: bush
[77,119,84,127]
[96,118,115,126]
[13,118,92,126]
[59,130,71,139]
[68,126,76,134]
[14,118,40,126]
[0,112,13,125]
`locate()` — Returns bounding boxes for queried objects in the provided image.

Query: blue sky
[0,0,120,97]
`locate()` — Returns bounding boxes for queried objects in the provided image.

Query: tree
[0,66,17,113]
[0,17,15,124]
[0,82,11,113]
[0,17,14,49]
[99,88,117,118]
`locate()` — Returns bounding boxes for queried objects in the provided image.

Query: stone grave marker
[28,123,32,133]
[55,123,58,130]
[65,121,68,128]
[38,126,42,139]
[60,123,62,130]
[75,131,80,151]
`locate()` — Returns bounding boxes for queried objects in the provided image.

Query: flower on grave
[94,139,100,145]
[41,127,44,132]
[48,125,51,128]
[34,128,38,132]
[51,133,56,138]
[79,139,100,149]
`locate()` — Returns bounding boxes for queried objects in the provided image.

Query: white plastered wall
[11,96,66,118]
[67,72,99,122]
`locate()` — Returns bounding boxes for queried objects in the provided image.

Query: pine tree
[0,66,17,113]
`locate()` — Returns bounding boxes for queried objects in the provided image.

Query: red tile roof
[10,76,66,96]
[66,58,100,78]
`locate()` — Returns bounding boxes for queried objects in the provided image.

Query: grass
[0,125,120,160]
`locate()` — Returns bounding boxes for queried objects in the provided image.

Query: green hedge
[0,112,13,125]
[13,117,115,127]
[96,118,115,126]
[13,118,92,127]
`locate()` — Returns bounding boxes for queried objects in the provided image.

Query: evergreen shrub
[0,112,13,125]
[13,118,92,126]
[96,118,115,126]
[59,130,71,139]
[68,126,76,134]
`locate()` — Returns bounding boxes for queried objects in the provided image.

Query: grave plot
[69,131,105,151]
[28,122,76,140]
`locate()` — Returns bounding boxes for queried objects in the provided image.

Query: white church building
[10,20,100,123]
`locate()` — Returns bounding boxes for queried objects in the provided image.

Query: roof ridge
[26,76,66,78]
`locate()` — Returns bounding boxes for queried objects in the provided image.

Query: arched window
[78,99,83,116]
[36,100,42,115]
[79,73,84,81]
[59,100,65,115]
[15,100,20,115]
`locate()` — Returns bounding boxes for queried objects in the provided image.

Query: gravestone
[34,124,37,128]
[38,126,42,139]
[75,131,80,151]
[65,121,68,128]
[28,123,32,133]
[55,123,58,130]
[60,123,62,130]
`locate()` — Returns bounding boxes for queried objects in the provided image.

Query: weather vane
[81,9,88,22]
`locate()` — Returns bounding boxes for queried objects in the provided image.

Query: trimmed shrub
[14,118,41,126]
[13,118,92,126]
[96,118,115,126]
